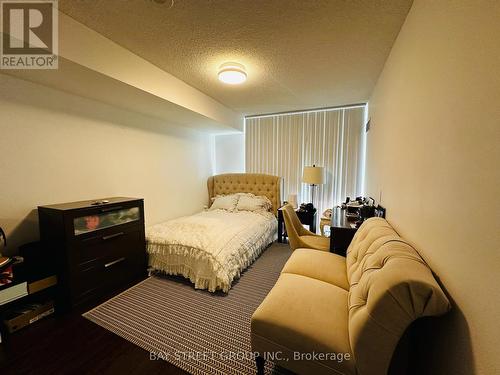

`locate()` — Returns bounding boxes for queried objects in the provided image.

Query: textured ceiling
[59,0,412,116]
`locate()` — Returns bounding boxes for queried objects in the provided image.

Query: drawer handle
[104,257,125,268]
[102,232,124,241]
[100,206,123,213]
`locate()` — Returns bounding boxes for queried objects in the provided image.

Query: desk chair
[282,204,330,251]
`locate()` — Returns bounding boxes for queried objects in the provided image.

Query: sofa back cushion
[346,217,397,284]
[345,218,450,375]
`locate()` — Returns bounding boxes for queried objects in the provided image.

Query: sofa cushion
[347,235,451,375]
[346,217,397,285]
[281,248,349,290]
[251,273,355,375]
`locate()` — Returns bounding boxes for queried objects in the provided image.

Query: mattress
[146,209,277,292]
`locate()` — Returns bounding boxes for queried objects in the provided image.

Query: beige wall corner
[215,133,245,174]
[366,1,500,374]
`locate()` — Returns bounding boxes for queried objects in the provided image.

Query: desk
[277,207,317,243]
[329,207,358,256]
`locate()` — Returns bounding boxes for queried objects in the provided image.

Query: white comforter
[146,209,277,292]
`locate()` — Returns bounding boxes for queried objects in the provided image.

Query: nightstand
[277,207,317,243]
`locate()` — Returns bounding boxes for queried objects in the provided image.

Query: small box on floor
[3,299,55,333]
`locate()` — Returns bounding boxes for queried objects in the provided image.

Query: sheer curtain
[245,106,366,225]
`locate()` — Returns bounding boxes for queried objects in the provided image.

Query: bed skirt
[147,230,276,293]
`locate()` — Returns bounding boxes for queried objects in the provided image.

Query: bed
[146,173,282,292]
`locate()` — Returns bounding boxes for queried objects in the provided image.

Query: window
[245,106,366,221]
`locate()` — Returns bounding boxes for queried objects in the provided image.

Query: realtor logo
[1,0,58,69]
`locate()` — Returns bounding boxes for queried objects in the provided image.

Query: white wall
[0,74,215,255]
[214,133,245,174]
[366,1,500,374]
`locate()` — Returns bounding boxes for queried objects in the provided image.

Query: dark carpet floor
[83,243,292,375]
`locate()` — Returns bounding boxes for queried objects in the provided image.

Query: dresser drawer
[75,226,144,264]
[72,205,141,236]
[73,252,145,305]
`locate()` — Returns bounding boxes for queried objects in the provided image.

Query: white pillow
[236,194,273,212]
[210,194,239,211]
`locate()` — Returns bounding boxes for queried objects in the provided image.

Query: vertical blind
[245,106,366,221]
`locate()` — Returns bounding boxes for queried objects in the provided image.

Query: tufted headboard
[207,173,282,216]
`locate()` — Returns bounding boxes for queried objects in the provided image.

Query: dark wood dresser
[38,197,146,310]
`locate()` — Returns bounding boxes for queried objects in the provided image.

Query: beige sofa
[251,217,450,375]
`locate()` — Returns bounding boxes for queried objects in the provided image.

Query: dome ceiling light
[218,62,247,85]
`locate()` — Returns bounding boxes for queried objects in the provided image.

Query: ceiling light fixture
[218,62,247,85]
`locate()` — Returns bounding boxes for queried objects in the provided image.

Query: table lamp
[302,165,324,208]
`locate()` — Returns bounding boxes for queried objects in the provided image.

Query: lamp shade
[302,166,324,184]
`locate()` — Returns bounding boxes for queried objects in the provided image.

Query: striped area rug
[83,243,292,375]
